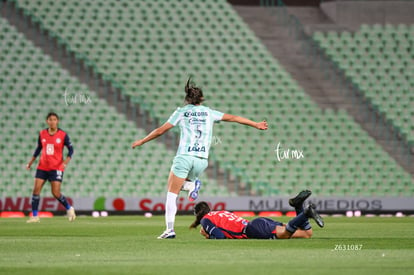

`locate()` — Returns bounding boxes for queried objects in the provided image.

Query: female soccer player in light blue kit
[132,78,268,239]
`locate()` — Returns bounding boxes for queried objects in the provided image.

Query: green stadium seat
[3,3,413,198]
[314,24,414,149]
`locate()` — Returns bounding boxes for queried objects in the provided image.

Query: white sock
[165,192,178,231]
[181,181,194,191]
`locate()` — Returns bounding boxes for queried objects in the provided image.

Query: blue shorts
[171,155,208,180]
[245,218,283,239]
[35,169,64,182]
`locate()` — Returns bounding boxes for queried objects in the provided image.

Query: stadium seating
[313,24,414,148]
[0,16,231,198]
[2,0,414,197]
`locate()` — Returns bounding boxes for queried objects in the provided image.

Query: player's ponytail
[185,77,204,105]
[189,201,211,229]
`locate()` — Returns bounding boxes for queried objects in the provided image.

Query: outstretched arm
[132,122,174,148]
[221,114,268,130]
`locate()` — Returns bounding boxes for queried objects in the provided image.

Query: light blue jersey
[167,104,224,159]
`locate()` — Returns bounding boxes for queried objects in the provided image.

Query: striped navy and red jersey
[200,211,249,239]
[33,128,74,171]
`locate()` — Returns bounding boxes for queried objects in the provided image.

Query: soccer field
[1,215,413,275]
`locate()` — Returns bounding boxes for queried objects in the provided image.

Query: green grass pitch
[1,215,413,275]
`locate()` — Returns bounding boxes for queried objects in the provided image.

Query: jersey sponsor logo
[189,118,207,124]
[184,111,209,117]
[46,144,54,155]
[188,143,206,152]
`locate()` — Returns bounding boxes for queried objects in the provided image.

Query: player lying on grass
[132,77,268,239]
[26,112,76,223]
[190,190,324,239]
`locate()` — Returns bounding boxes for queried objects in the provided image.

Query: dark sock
[295,204,312,230]
[286,212,309,233]
[295,204,304,215]
[300,221,312,231]
[31,195,40,216]
[56,194,71,210]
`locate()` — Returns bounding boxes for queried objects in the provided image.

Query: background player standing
[26,112,76,223]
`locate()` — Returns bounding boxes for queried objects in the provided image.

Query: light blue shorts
[171,155,208,180]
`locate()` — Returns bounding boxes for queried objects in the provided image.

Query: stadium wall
[227,0,321,6]
[1,196,414,215]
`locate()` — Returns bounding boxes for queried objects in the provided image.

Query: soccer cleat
[67,206,76,222]
[26,216,40,223]
[188,179,202,202]
[289,189,312,209]
[304,203,324,228]
[157,229,176,239]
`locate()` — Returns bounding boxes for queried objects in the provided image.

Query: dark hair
[185,77,204,105]
[189,201,211,229]
[46,112,59,120]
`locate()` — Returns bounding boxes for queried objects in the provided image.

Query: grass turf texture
[0,216,413,275]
